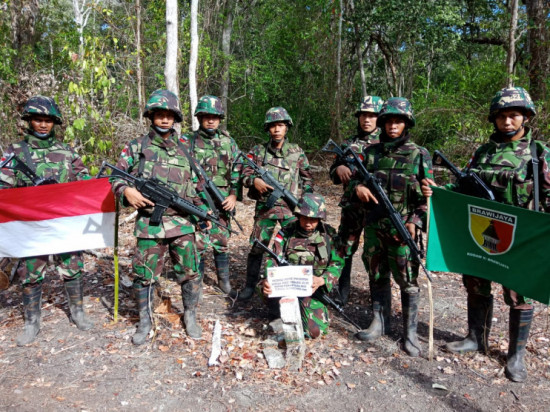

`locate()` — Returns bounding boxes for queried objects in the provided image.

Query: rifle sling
[177,139,219,216]
[530,138,539,212]
[20,141,36,173]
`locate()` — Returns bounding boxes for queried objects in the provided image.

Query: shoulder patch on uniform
[275,231,285,243]
[179,135,188,142]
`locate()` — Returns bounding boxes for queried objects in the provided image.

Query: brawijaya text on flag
[0,179,116,258]
[426,187,550,305]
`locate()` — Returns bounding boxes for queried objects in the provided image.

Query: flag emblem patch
[468,205,517,255]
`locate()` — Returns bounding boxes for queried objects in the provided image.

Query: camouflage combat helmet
[294,193,327,220]
[376,97,416,128]
[354,95,384,117]
[488,87,536,122]
[194,95,225,118]
[143,89,183,123]
[21,96,63,125]
[264,107,293,130]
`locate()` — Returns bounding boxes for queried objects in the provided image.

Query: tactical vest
[365,139,425,215]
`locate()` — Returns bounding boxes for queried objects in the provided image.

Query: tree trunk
[221,0,236,125]
[189,0,199,131]
[9,0,39,70]
[348,0,366,97]
[333,0,343,141]
[526,0,549,102]
[165,0,179,96]
[72,0,93,56]
[136,0,144,125]
[505,0,518,87]
[165,0,179,132]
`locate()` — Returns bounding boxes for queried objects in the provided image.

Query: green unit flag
[426,187,550,305]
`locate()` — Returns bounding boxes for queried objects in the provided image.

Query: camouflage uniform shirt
[182,128,241,198]
[465,129,550,211]
[110,129,207,238]
[242,141,314,219]
[0,134,89,188]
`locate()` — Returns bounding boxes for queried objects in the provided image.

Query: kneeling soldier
[261,194,343,338]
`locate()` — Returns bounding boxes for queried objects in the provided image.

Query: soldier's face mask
[199,114,221,134]
[384,116,407,139]
[494,109,526,139]
[268,122,288,144]
[152,110,175,134]
[298,216,320,234]
[29,116,55,139]
[358,112,378,134]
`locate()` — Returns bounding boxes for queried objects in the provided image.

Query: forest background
[0,0,549,172]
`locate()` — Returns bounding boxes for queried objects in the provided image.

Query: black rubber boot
[356,282,391,341]
[182,278,202,339]
[401,291,422,357]
[64,277,94,331]
[238,253,263,301]
[336,256,352,306]
[505,307,534,383]
[446,294,493,354]
[214,253,236,297]
[132,285,153,345]
[16,284,42,346]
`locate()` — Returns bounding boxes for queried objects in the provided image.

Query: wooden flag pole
[426,199,434,361]
[113,200,120,322]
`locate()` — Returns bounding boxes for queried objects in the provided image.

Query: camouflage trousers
[196,213,231,255]
[133,234,201,287]
[248,215,296,255]
[337,204,368,258]
[462,274,533,310]
[362,225,419,293]
[300,296,330,338]
[17,252,83,286]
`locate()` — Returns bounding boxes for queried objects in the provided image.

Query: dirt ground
[1,170,549,412]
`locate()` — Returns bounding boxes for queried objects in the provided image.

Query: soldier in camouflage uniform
[181,95,241,296]
[0,96,94,346]
[110,89,209,344]
[261,194,343,338]
[238,107,314,300]
[351,97,433,357]
[422,87,550,381]
[329,95,383,305]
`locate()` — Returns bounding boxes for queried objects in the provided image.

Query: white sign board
[266,265,313,298]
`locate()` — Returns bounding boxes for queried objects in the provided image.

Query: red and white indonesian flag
[0,179,116,258]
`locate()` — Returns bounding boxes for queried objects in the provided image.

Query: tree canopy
[0,0,548,170]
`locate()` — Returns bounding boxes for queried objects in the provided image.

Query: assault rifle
[98,162,236,233]
[0,153,58,186]
[238,151,299,210]
[181,146,244,232]
[252,239,363,331]
[432,150,495,201]
[322,139,433,282]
